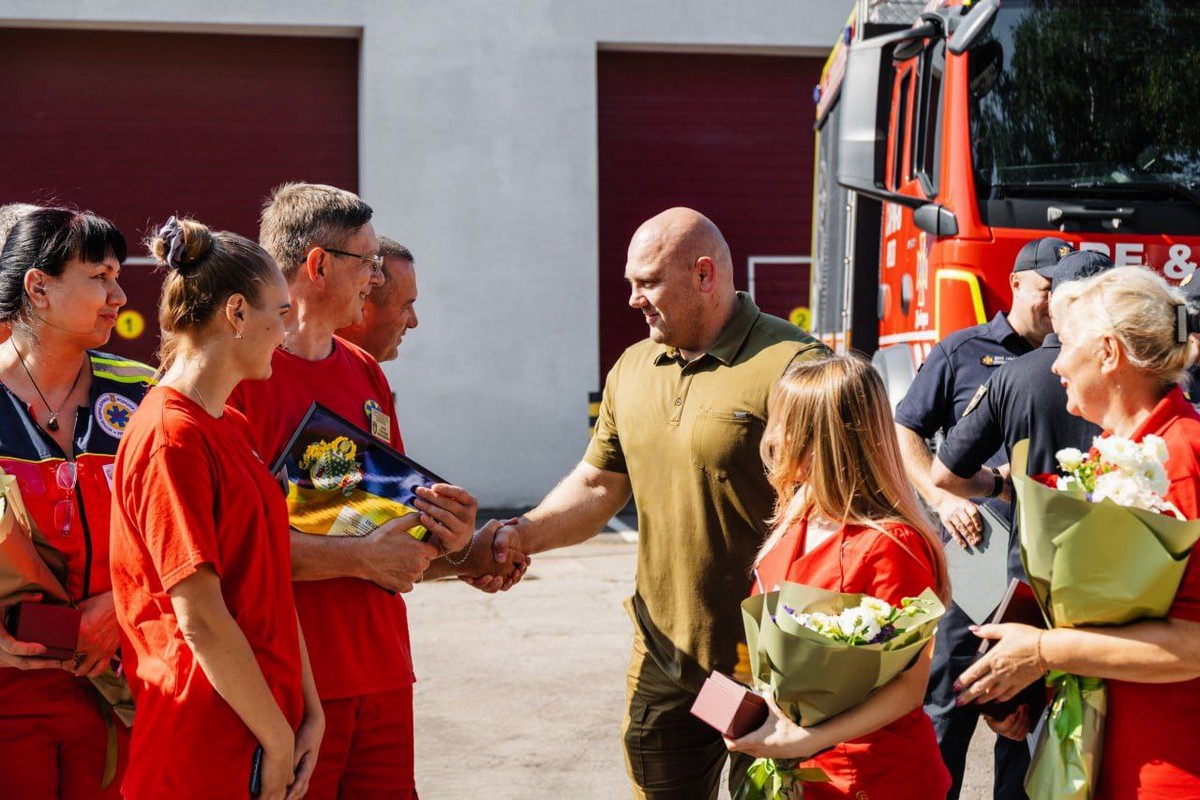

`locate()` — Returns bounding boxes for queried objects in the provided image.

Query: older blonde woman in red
[958,267,1200,799]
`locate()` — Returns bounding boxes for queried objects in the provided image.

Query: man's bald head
[624,207,740,358]
[628,207,734,286]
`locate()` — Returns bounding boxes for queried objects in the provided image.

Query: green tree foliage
[970,0,1200,190]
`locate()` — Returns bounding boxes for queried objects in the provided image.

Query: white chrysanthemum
[806,612,837,637]
[837,607,881,643]
[1092,471,1156,510]
[1139,460,1169,496]
[859,596,893,621]
[1143,435,1170,465]
[1095,436,1143,473]
[1056,447,1085,473]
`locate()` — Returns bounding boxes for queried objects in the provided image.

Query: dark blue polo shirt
[895,312,1033,565]
[895,312,1034,455]
[938,334,1101,480]
[0,351,155,602]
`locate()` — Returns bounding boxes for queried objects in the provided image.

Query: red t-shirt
[110,387,303,800]
[753,518,951,800]
[1098,386,1200,799]
[227,338,414,700]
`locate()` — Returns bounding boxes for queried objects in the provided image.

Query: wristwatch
[987,466,1005,498]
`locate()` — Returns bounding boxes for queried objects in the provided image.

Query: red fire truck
[811,0,1200,402]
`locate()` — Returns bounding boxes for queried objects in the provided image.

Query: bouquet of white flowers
[736,583,943,800]
[1012,438,1200,800]
[1053,435,1180,516]
[781,595,926,646]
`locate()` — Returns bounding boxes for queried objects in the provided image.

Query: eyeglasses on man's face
[320,247,384,275]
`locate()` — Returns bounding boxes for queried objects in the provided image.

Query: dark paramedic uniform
[0,351,155,800]
[937,333,1103,574]
[894,313,1034,800]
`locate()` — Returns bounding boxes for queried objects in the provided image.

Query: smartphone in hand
[249,746,264,796]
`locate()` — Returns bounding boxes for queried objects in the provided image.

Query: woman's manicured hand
[724,694,821,761]
[956,623,1046,705]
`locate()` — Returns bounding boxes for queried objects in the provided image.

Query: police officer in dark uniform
[934,250,1114,497]
[894,236,1073,800]
[929,249,1114,751]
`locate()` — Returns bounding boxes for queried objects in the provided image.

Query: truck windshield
[969,0,1200,199]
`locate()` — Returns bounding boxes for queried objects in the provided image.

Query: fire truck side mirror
[947,0,1000,56]
[913,203,959,237]
[837,29,928,210]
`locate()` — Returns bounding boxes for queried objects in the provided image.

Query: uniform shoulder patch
[962,384,988,418]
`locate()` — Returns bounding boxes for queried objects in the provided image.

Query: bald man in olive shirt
[476,208,828,799]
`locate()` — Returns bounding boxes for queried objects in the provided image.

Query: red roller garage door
[0,27,358,364]
[597,50,823,383]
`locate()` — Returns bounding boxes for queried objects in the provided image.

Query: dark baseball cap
[1013,237,1075,278]
[1051,250,1115,291]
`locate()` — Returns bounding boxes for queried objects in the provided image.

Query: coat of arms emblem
[298,436,364,495]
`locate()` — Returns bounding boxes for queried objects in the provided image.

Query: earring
[234,329,244,340]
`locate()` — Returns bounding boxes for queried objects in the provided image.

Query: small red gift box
[690,671,768,738]
[8,602,81,661]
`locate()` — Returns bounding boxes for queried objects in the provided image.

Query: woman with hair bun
[0,207,153,798]
[957,267,1200,798]
[110,217,323,800]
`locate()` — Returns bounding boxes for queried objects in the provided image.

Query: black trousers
[925,602,1031,800]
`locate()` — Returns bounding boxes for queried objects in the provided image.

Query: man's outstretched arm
[452,461,633,592]
[514,460,633,555]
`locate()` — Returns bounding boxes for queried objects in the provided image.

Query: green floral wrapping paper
[735,583,944,799]
[1011,439,1200,799]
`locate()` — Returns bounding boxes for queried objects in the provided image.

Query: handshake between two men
[353,482,531,594]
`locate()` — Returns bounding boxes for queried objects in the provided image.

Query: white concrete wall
[1,0,852,505]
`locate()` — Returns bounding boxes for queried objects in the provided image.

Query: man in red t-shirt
[335,236,417,363]
[229,182,506,799]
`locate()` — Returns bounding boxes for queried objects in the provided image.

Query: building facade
[0,0,851,504]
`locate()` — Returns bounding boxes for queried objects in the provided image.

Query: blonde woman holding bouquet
[726,354,951,799]
[957,267,1200,799]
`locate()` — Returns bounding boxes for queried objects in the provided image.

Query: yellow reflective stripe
[90,355,152,369]
[89,354,157,385]
[93,370,157,386]
[90,354,154,369]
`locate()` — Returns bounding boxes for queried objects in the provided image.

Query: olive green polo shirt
[585,293,828,690]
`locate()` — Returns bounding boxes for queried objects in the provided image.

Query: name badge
[364,399,390,442]
[980,355,1015,367]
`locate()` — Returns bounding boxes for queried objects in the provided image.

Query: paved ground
[410,536,996,799]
